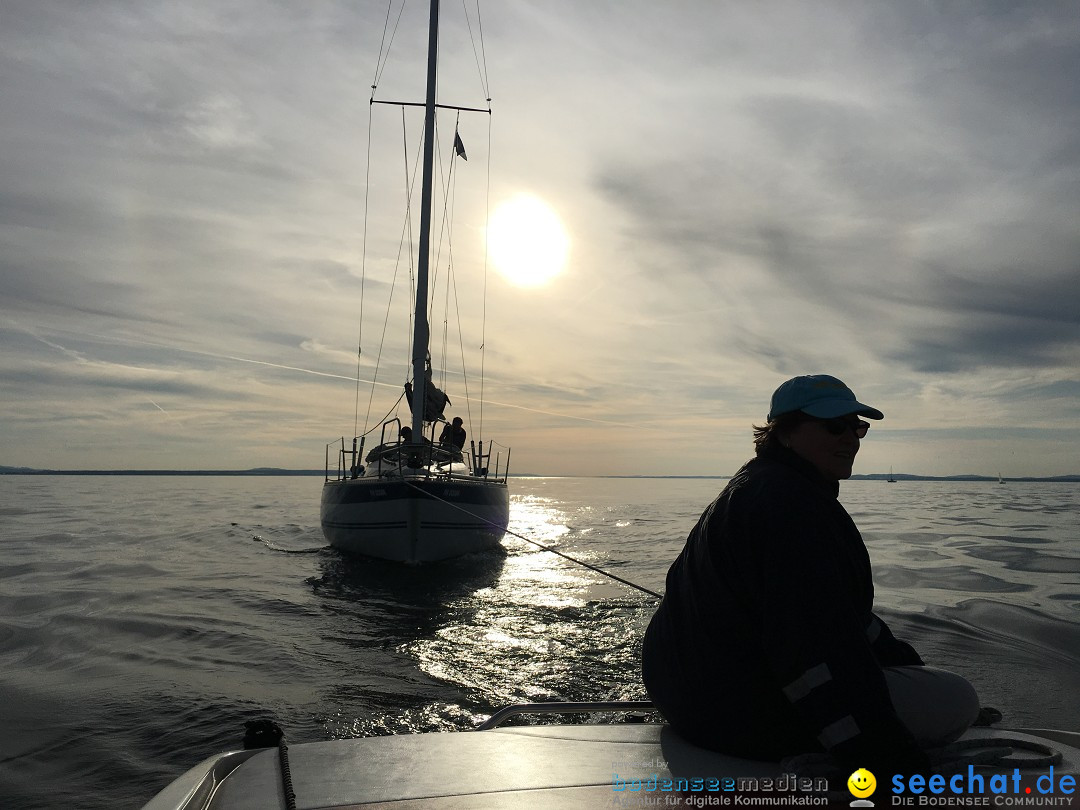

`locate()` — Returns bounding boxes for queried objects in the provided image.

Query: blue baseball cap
[767,375,884,422]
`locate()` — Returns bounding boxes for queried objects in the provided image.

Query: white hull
[320,475,509,563]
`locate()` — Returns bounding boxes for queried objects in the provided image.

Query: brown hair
[752,411,805,452]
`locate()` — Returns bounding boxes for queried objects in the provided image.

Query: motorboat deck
[143,701,1080,809]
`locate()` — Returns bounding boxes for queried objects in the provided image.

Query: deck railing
[476,701,657,731]
[325,420,510,484]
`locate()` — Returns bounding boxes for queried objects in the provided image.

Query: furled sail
[404,364,451,423]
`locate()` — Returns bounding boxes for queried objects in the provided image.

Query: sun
[487,194,569,287]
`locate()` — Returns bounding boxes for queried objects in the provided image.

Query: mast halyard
[411,0,440,443]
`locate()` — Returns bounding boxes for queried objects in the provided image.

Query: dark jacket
[642,445,926,771]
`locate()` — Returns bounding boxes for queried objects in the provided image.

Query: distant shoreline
[1,466,1078,482]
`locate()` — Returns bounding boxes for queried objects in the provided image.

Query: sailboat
[887,466,896,483]
[320,0,509,563]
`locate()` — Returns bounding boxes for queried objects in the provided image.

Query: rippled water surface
[0,475,1077,809]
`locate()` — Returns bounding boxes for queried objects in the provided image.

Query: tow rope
[402,479,662,598]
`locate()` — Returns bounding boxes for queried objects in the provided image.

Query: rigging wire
[372,1,407,92]
[458,0,494,445]
[426,109,481,443]
[359,0,405,439]
[430,114,454,388]
[360,391,409,440]
[479,103,492,445]
[476,2,491,102]
[404,108,418,388]
[354,82,377,440]
[449,244,475,438]
[362,107,425,435]
[432,113,472,429]
[461,0,492,103]
[402,109,423,391]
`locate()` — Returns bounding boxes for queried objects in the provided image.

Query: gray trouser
[885,665,980,747]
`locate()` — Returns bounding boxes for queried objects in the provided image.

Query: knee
[933,669,980,745]
[936,668,980,725]
[885,666,980,747]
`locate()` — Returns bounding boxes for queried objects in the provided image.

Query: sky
[2,1,1079,477]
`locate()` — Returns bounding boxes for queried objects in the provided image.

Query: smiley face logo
[847,768,876,798]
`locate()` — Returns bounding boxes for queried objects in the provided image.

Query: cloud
[881,268,1080,372]
[587,1,1080,387]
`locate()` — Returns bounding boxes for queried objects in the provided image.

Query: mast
[411,0,440,443]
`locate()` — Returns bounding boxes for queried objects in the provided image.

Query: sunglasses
[814,416,870,438]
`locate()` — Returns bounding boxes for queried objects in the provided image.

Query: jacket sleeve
[732,489,928,772]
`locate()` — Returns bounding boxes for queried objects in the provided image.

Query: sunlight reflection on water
[401,486,659,724]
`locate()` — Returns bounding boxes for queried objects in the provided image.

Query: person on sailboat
[641,375,980,775]
[439,417,466,451]
[364,425,416,465]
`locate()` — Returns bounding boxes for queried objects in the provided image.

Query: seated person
[438,417,466,451]
[641,375,980,774]
[364,425,414,463]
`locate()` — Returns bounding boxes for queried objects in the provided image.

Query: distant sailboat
[319,0,510,563]
[998,472,1006,485]
[887,466,896,483]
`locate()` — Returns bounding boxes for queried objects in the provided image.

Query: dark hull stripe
[423,527,503,533]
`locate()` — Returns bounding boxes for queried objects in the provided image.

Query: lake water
[0,475,1077,809]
